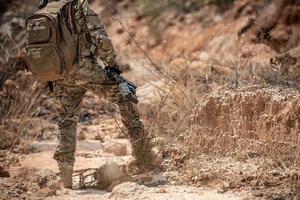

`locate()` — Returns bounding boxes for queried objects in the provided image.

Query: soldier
[31,0,154,188]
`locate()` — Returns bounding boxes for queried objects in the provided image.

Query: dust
[75,162,132,191]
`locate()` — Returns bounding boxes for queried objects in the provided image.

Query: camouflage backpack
[25,0,78,81]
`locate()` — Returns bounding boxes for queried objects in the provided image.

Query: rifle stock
[106,70,139,104]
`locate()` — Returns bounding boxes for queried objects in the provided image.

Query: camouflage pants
[52,58,152,165]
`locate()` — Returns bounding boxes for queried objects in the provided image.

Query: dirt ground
[0,0,300,199]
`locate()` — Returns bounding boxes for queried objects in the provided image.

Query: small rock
[0,165,10,177]
[158,188,168,193]
[111,182,146,195]
[77,131,86,141]
[95,134,104,142]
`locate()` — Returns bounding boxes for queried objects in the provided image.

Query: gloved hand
[105,65,123,76]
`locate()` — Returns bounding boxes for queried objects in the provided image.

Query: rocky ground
[0,0,300,199]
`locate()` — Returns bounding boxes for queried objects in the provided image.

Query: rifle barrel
[117,75,137,89]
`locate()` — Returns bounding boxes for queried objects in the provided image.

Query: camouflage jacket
[46,0,116,67]
[74,0,117,67]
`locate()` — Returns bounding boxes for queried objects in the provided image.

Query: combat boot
[58,162,73,189]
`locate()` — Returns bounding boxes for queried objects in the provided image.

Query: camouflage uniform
[52,0,152,168]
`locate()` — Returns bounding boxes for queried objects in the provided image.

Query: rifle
[106,68,139,104]
[39,0,48,9]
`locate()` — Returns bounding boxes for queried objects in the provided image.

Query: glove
[105,65,123,75]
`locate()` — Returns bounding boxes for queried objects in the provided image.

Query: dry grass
[0,78,47,150]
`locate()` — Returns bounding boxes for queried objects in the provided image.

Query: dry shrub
[0,76,47,150]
